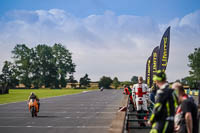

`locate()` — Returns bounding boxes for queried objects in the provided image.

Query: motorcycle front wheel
[31,107,35,117]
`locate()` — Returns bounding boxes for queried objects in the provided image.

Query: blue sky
[0,0,200,81]
[1,0,200,22]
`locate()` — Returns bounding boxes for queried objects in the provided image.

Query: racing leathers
[149,83,178,133]
[28,93,40,112]
[132,83,149,112]
[124,87,134,105]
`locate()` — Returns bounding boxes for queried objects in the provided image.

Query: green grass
[0,89,92,104]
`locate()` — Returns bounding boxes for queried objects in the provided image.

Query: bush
[99,76,113,89]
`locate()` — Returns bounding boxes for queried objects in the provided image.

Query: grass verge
[0,89,93,104]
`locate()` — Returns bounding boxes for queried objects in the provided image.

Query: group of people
[124,70,198,133]
[27,70,198,133]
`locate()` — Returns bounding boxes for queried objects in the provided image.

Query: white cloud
[0,9,200,81]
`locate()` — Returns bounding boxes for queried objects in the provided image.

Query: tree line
[0,43,141,90]
[98,76,138,89]
[0,43,75,89]
[178,47,200,89]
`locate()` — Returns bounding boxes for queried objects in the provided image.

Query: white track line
[0,90,96,106]
[0,107,116,110]
[0,111,116,114]
[0,126,109,129]
[0,116,113,119]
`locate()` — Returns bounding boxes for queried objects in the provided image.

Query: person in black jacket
[148,70,178,133]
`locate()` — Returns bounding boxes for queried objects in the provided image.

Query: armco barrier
[109,95,129,133]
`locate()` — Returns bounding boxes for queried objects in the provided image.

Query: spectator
[132,76,149,127]
[172,82,198,133]
[148,70,178,133]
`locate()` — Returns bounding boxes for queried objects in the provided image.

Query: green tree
[0,74,4,94]
[0,61,12,90]
[79,74,91,88]
[175,79,181,83]
[11,43,76,89]
[31,48,42,88]
[0,61,19,93]
[99,76,113,89]
[121,81,132,87]
[34,44,58,88]
[12,44,32,88]
[188,48,200,88]
[52,43,76,88]
[112,77,120,89]
[131,76,138,84]
[68,75,77,88]
[181,76,197,89]
[7,63,19,88]
[68,75,77,83]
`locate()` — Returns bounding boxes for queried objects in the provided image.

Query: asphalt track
[0,89,123,133]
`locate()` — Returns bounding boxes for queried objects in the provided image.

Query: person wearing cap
[148,70,178,133]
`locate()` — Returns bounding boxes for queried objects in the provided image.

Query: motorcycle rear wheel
[31,107,35,117]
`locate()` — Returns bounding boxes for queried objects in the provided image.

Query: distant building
[66,82,99,89]
[15,82,99,89]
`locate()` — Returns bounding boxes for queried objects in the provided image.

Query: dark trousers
[150,121,174,133]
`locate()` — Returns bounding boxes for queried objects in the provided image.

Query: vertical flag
[150,46,160,87]
[151,46,160,78]
[158,26,170,71]
[145,56,152,88]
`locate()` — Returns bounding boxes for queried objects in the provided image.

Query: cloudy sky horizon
[0,0,200,82]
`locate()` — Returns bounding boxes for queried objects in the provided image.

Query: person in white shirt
[132,76,149,126]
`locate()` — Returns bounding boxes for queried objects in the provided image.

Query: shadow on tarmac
[36,115,57,118]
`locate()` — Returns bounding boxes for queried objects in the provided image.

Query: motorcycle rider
[148,70,178,133]
[28,92,40,112]
[100,86,104,91]
[132,76,149,126]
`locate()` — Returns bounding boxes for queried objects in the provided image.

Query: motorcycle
[28,99,39,117]
[100,87,104,91]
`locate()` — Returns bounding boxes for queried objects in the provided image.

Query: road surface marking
[0,116,113,119]
[0,111,116,114]
[0,126,109,129]
[0,90,94,106]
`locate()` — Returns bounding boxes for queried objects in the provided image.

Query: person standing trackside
[150,83,158,103]
[123,85,134,105]
[148,70,178,133]
[132,76,149,126]
[173,82,198,133]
